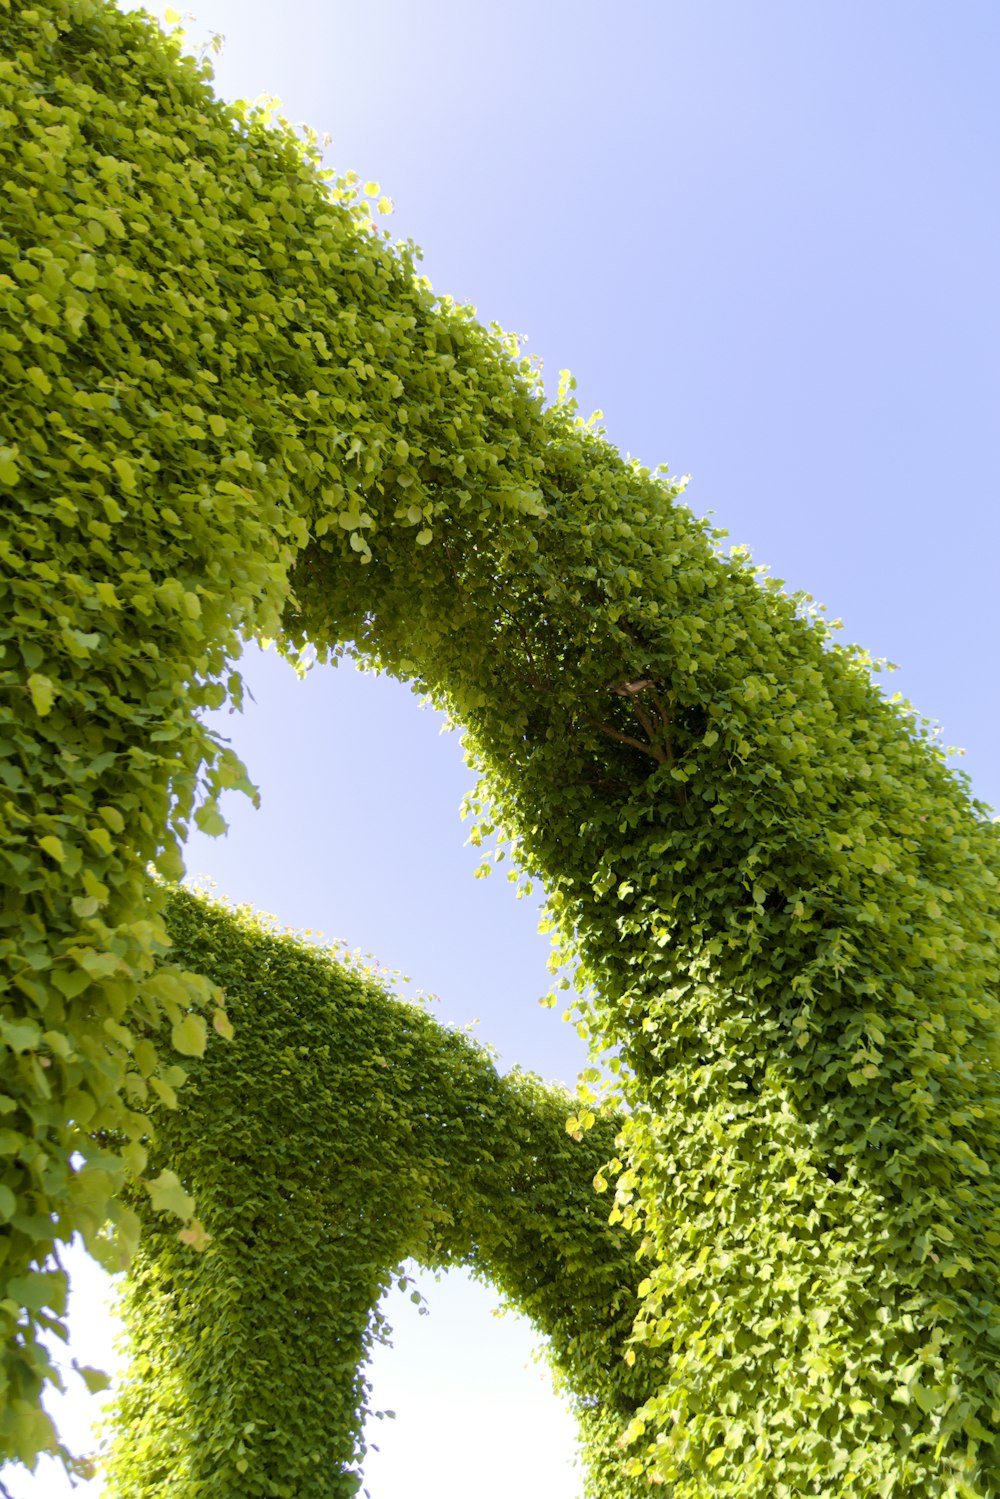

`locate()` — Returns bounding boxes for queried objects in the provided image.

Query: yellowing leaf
[177,1218,212,1251]
[212,1008,234,1040]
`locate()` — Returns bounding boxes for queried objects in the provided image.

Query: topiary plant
[1,1,998,1493]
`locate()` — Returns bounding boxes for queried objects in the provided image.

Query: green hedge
[102,887,648,1499]
[2,1,998,1493]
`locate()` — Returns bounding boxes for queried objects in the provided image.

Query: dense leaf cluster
[1,0,999,1493]
[104,888,648,1499]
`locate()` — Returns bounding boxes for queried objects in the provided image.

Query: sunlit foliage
[2,1,999,1493]
[103,887,647,1498]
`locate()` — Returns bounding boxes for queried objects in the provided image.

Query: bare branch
[588,719,667,764]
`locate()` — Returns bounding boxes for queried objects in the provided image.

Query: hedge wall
[2,1,999,1493]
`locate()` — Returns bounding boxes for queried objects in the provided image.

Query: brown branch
[495,601,546,691]
[628,697,660,745]
[646,683,674,741]
[598,675,691,806]
[588,718,667,764]
[644,690,689,805]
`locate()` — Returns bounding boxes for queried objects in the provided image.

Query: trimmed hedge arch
[105,886,651,1499]
[1,1,999,1494]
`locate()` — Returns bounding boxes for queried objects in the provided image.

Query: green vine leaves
[2,1,999,1494]
[102,888,648,1499]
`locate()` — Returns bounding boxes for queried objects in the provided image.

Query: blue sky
[10,2,998,1496]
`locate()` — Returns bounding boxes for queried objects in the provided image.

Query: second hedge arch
[104,886,650,1499]
[2,1,999,1493]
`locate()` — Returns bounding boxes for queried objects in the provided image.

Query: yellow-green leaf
[145,1170,195,1222]
[27,674,55,716]
[171,1013,208,1058]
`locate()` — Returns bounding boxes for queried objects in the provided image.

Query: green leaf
[27,674,55,716]
[155,840,186,881]
[8,1270,68,1315]
[121,1141,147,1176]
[194,803,228,838]
[171,1013,208,1057]
[88,825,114,855]
[26,365,52,395]
[145,1170,195,1222]
[912,1382,947,1414]
[149,1076,179,1110]
[0,446,19,486]
[73,1362,112,1395]
[2,1018,41,1053]
[112,456,136,490]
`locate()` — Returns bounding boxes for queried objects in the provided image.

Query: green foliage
[1,0,999,1493]
[104,887,647,1498]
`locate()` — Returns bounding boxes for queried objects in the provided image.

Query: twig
[588,719,667,764]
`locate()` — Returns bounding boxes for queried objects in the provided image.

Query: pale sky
[7,1,998,1495]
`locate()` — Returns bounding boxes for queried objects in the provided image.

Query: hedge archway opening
[2,3,999,1496]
